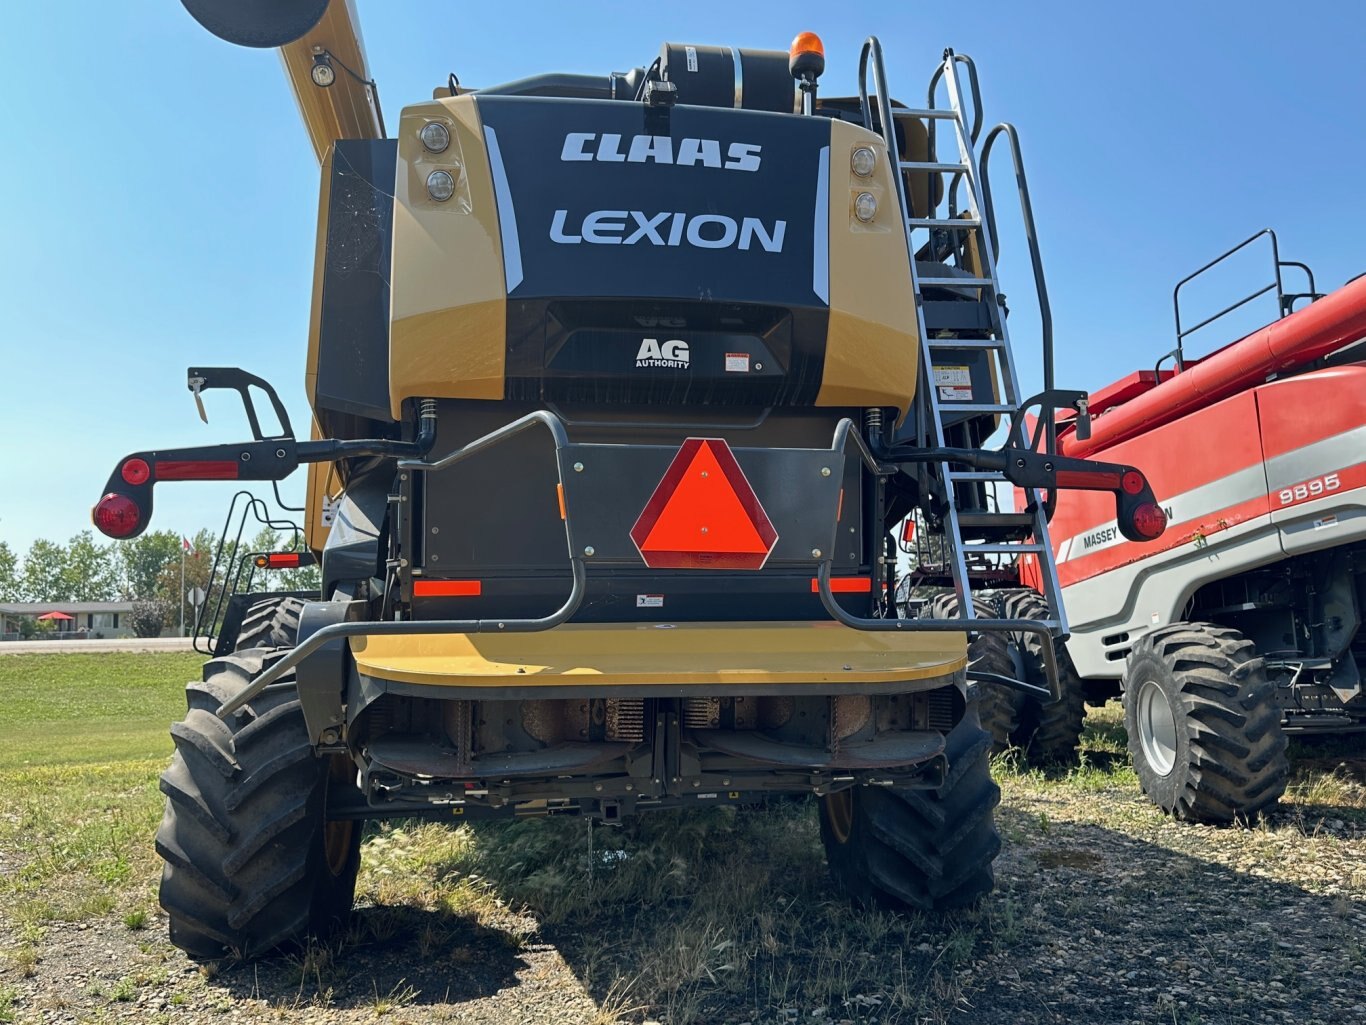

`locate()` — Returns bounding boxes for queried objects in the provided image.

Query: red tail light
[254,552,303,569]
[1121,470,1146,495]
[1130,502,1168,540]
[93,493,141,539]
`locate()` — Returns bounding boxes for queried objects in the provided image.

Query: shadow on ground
[176,750,1365,1024]
[207,904,528,1011]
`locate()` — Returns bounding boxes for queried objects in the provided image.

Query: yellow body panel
[816,119,919,420]
[351,621,967,688]
[278,0,383,165]
[389,96,507,417]
[303,432,337,552]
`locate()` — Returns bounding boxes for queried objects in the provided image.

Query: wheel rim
[825,790,854,844]
[1135,679,1178,776]
[322,756,356,877]
[323,819,355,876]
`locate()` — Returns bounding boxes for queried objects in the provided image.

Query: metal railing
[1164,228,1322,374]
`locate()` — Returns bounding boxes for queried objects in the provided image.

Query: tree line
[0,528,321,637]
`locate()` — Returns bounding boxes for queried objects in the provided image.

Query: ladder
[860,41,1067,634]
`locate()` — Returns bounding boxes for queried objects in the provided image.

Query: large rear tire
[156,646,361,958]
[818,695,1001,911]
[928,592,1021,754]
[234,595,306,651]
[998,588,1086,765]
[1123,622,1288,824]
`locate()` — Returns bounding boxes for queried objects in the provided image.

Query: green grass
[0,653,204,769]
[0,652,203,934]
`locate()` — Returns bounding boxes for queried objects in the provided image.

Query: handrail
[926,52,983,220]
[814,563,1059,701]
[220,410,583,716]
[1172,228,1323,364]
[980,122,1056,458]
[217,561,588,717]
[220,413,884,717]
[859,37,930,459]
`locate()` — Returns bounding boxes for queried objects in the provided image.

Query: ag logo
[636,338,690,370]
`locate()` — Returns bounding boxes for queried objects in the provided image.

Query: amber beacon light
[788,31,825,77]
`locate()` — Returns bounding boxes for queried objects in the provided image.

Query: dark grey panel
[315,139,397,423]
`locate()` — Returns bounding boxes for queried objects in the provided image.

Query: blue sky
[2,1,1364,553]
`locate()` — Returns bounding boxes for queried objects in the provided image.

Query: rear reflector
[1055,469,1122,489]
[120,458,151,486]
[631,438,778,570]
[156,460,239,481]
[1121,470,1146,495]
[812,576,873,593]
[901,518,916,543]
[413,579,482,597]
[92,493,141,539]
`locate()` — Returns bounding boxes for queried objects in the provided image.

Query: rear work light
[92,493,141,539]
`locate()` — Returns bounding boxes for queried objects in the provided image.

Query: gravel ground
[5,759,1360,1022]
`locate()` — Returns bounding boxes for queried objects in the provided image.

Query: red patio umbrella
[36,612,74,621]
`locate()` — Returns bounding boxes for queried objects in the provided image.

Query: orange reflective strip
[811,577,873,593]
[413,580,482,597]
[557,482,566,520]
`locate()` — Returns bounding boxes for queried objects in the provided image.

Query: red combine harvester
[1020,230,1366,822]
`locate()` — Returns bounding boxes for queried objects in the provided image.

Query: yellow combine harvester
[92,1,1163,956]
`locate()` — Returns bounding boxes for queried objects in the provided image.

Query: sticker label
[1314,515,1339,530]
[725,352,750,373]
[685,46,698,72]
[321,494,337,528]
[934,364,973,401]
[636,594,664,608]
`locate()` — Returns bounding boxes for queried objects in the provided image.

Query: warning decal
[934,365,973,401]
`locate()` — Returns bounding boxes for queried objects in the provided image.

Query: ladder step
[908,217,981,229]
[962,543,1047,554]
[899,161,968,173]
[919,276,995,289]
[956,512,1036,529]
[929,338,1003,350]
[940,402,1015,414]
[894,108,960,121]
[946,470,1008,482]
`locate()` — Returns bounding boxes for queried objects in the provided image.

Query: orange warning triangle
[630,439,778,570]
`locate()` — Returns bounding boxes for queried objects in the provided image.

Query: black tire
[929,592,1022,754]
[234,596,306,651]
[156,650,362,958]
[1083,679,1120,708]
[998,588,1086,765]
[1122,622,1288,824]
[818,697,1001,911]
